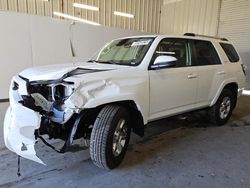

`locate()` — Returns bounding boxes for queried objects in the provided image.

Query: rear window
[192,40,221,66]
[220,43,240,63]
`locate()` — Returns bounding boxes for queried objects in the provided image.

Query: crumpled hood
[19,62,128,81]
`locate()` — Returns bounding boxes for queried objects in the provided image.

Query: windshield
[89,37,155,66]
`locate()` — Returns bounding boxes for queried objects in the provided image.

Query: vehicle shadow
[121,110,211,167]
[120,97,250,169]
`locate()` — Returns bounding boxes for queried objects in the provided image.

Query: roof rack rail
[184,33,228,41]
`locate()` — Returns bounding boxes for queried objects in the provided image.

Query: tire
[208,88,235,125]
[90,105,131,170]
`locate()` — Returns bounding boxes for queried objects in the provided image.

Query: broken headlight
[50,83,74,102]
[28,83,74,102]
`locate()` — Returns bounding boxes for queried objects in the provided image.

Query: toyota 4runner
[4,33,246,170]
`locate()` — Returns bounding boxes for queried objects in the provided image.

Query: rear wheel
[90,105,131,169]
[208,88,235,125]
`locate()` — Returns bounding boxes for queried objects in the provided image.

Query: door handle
[187,74,198,79]
[217,71,225,75]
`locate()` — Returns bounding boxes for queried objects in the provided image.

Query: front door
[149,38,198,121]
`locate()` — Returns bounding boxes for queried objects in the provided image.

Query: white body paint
[3,35,246,164]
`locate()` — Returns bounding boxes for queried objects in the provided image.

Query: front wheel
[208,89,235,125]
[90,105,131,170]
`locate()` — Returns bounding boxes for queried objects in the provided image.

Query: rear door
[190,40,225,106]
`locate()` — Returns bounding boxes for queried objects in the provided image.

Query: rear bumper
[238,88,244,97]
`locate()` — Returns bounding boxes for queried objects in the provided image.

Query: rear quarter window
[220,43,240,63]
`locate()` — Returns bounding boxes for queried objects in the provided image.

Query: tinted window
[151,38,189,68]
[192,40,221,66]
[220,43,240,63]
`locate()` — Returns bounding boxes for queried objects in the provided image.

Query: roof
[117,33,231,43]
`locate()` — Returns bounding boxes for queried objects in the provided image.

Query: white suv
[4,33,246,170]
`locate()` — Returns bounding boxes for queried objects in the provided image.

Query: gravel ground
[0,95,250,188]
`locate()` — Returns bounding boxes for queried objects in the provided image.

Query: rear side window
[220,43,240,63]
[191,40,221,66]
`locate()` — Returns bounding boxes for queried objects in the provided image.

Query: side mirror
[151,55,177,70]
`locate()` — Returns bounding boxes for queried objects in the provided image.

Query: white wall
[30,16,73,66]
[218,0,250,87]
[0,11,143,99]
[160,0,221,36]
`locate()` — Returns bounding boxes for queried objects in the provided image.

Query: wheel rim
[112,119,128,157]
[219,97,231,119]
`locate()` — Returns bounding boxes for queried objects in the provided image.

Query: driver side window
[151,38,189,68]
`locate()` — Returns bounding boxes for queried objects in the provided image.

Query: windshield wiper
[87,59,99,63]
[87,60,118,65]
[87,59,137,66]
[99,61,118,65]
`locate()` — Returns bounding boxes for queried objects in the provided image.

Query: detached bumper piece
[4,75,86,166]
[4,105,45,165]
[4,76,45,165]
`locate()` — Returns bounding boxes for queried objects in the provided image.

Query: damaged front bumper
[4,76,45,165]
[4,105,45,165]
